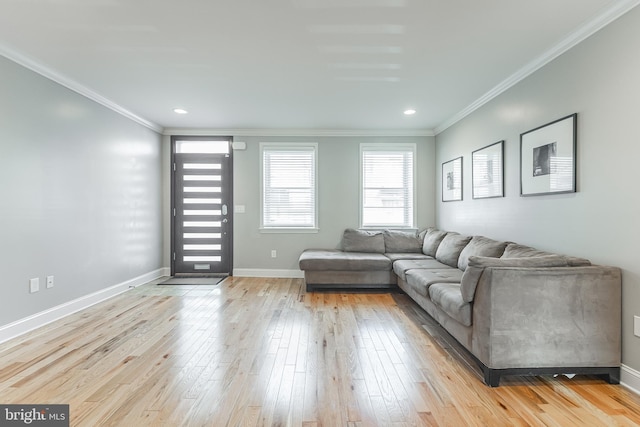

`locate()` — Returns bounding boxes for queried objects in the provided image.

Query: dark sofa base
[303,269,397,292]
[479,362,621,387]
[306,283,399,292]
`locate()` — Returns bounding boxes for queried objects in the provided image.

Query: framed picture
[520,113,577,196]
[472,140,504,199]
[442,156,463,202]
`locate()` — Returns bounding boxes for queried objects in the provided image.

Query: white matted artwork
[472,140,504,199]
[520,113,577,196]
[442,156,462,202]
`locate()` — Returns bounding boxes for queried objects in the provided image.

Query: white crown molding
[435,0,640,135]
[0,45,163,134]
[0,268,166,345]
[162,128,434,137]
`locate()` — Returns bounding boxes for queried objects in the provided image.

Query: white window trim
[359,143,416,229]
[260,142,319,233]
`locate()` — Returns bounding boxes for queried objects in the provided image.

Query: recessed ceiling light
[173,108,188,114]
[404,109,416,115]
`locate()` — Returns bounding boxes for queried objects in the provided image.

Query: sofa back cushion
[460,255,570,302]
[457,236,508,270]
[341,228,385,253]
[422,228,448,257]
[383,230,423,253]
[502,242,591,266]
[501,243,551,258]
[435,233,471,268]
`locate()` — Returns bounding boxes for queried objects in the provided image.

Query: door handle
[222,204,228,215]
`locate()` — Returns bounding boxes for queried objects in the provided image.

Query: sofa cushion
[428,283,472,326]
[341,228,385,253]
[501,243,552,258]
[435,233,472,268]
[299,250,391,271]
[457,236,508,271]
[422,228,448,257]
[501,243,591,266]
[469,255,570,268]
[460,255,571,302]
[385,253,431,263]
[393,258,450,281]
[383,230,423,253]
[404,268,463,297]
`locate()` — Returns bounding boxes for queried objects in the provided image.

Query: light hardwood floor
[1,277,640,426]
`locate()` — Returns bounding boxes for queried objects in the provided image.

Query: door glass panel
[175,140,229,154]
[183,175,221,181]
[184,210,221,216]
[184,256,222,262]
[183,221,221,227]
[184,163,221,170]
[183,198,220,204]
[183,187,222,193]
[184,233,221,239]
[184,244,221,250]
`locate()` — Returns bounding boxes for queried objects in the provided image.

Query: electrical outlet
[271,250,277,258]
[634,315,640,338]
[29,278,39,293]
[46,276,54,288]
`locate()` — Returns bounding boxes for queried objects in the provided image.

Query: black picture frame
[442,156,463,202]
[472,140,504,199]
[520,113,577,196]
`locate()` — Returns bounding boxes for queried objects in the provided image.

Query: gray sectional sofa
[298,228,622,386]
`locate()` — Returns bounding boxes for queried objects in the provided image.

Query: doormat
[158,277,224,286]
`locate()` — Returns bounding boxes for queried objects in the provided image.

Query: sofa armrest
[471,265,621,370]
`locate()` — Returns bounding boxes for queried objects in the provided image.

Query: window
[360,143,415,228]
[261,143,317,231]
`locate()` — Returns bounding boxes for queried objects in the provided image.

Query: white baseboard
[0,268,166,345]
[232,268,304,278]
[621,364,640,395]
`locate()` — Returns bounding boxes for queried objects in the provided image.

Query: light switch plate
[30,278,39,293]
[635,316,640,338]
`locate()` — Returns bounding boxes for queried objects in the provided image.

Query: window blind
[262,145,317,228]
[361,146,414,228]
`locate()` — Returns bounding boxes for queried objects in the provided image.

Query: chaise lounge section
[298,228,622,386]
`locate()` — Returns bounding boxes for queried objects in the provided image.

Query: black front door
[171,137,232,276]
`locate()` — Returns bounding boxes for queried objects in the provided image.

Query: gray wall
[435,7,640,371]
[161,135,435,273]
[0,56,163,326]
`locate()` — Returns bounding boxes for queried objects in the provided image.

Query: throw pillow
[422,228,449,257]
[435,234,471,268]
[457,236,508,270]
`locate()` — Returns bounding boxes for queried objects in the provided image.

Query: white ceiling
[0,0,637,134]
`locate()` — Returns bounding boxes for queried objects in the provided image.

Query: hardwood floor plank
[1,277,639,426]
